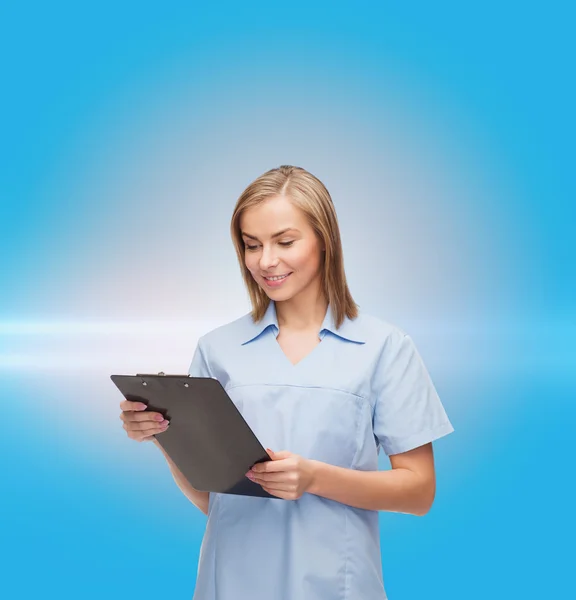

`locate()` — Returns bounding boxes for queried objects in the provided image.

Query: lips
[262,272,293,287]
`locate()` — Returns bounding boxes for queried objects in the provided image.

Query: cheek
[244,253,258,275]
[292,247,322,273]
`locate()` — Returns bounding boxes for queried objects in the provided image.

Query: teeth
[266,274,289,281]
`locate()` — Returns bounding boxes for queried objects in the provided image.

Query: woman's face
[240,195,325,302]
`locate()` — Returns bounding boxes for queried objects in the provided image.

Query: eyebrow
[241,228,300,240]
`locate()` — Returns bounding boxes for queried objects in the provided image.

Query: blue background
[1,1,574,598]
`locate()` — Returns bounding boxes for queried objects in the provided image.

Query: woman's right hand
[119,400,170,442]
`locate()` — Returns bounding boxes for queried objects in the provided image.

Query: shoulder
[196,310,255,354]
[352,308,408,349]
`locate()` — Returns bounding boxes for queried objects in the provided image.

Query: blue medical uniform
[188,300,454,600]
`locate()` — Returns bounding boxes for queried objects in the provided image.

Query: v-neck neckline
[271,329,325,368]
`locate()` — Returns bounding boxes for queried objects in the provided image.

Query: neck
[274,287,328,333]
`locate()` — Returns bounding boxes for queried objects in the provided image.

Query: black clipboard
[111,372,276,499]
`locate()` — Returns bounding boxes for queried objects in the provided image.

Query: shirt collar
[240,300,365,345]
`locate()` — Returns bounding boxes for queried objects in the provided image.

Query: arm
[308,443,436,516]
[153,438,210,516]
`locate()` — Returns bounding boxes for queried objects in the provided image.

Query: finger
[124,419,169,433]
[251,459,291,473]
[250,471,290,484]
[120,400,148,411]
[134,431,161,442]
[126,422,169,441]
[121,410,166,423]
[269,450,292,460]
[261,486,292,500]
[256,480,294,492]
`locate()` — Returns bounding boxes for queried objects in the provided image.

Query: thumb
[267,448,291,460]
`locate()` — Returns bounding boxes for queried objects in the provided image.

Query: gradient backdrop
[1,2,574,598]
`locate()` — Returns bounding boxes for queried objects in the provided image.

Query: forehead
[240,196,309,232]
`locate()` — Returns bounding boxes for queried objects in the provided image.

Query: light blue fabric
[188,300,454,600]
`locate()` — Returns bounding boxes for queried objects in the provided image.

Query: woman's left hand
[247,449,317,500]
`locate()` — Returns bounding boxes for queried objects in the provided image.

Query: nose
[259,244,280,270]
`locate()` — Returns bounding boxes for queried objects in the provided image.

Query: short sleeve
[372,331,454,456]
[188,336,213,378]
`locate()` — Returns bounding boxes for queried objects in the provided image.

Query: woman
[119,165,455,599]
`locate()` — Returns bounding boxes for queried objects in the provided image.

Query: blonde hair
[230,165,359,329]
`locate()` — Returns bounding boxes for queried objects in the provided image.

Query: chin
[264,288,289,297]
[263,286,293,300]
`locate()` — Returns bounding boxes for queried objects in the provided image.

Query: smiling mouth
[263,273,292,281]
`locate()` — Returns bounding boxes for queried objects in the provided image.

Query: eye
[243,241,294,250]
